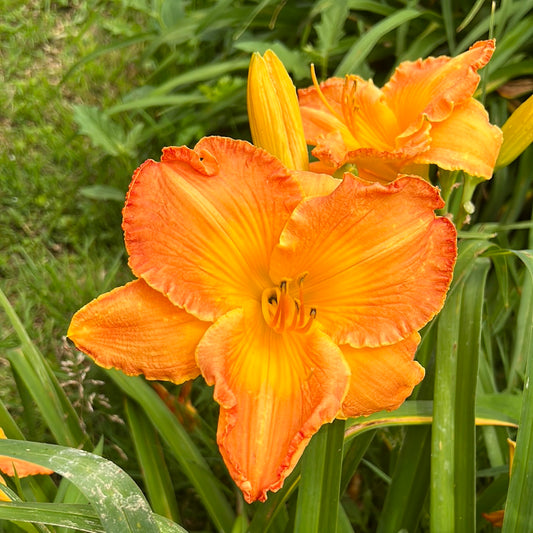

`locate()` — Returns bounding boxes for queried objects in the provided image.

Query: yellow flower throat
[261,278,316,334]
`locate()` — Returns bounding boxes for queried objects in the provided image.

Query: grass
[0,1,137,354]
[1,0,533,531]
[0,0,141,452]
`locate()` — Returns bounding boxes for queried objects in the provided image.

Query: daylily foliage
[298,40,503,182]
[68,136,456,502]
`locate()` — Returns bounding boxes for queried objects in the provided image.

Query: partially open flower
[299,41,503,182]
[247,50,309,170]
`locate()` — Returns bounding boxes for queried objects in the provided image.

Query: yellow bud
[496,93,533,167]
[247,50,309,170]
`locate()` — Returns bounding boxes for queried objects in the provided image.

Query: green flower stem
[431,278,463,532]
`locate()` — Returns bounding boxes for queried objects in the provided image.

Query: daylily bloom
[68,136,456,502]
[299,40,503,182]
[0,428,53,478]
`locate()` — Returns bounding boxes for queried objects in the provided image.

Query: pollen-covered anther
[261,278,316,334]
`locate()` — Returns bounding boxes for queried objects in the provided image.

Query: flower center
[261,277,316,334]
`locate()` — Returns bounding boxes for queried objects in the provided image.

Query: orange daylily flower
[68,136,456,502]
[299,40,503,182]
[0,428,53,478]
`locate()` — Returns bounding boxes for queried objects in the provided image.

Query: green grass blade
[334,8,421,76]
[457,0,488,32]
[455,258,491,532]
[61,32,155,82]
[344,396,518,440]
[314,0,349,74]
[125,398,181,523]
[6,348,81,447]
[377,425,431,533]
[106,94,207,115]
[489,15,533,72]
[149,59,250,96]
[0,398,25,440]
[0,288,88,448]
[0,502,189,533]
[294,423,328,533]
[248,467,300,533]
[0,440,161,532]
[440,0,456,54]
[107,370,235,533]
[294,420,345,533]
[507,268,533,390]
[320,420,345,533]
[376,338,436,533]
[340,430,375,496]
[0,486,52,532]
[0,502,104,532]
[503,250,533,532]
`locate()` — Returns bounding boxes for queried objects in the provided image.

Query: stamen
[342,76,359,134]
[261,277,316,334]
[298,308,317,334]
[310,64,345,123]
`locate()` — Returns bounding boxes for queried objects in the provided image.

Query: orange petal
[124,137,303,321]
[298,77,346,144]
[482,510,505,528]
[0,429,53,478]
[339,77,400,151]
[299,77,402,151]
[270,175,457,347]
[0,457,53,478]
[300,78,432,177]
[196,304,349,503]
[311,138,433,182]
[68,279,208,383]
[415,99,503,178]
[339,333,424,417]
[291,170,341,197]
[383,40,495,129]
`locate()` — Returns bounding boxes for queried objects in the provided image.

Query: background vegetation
[1,0,533,531]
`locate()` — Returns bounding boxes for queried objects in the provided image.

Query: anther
[261,278,317,334]
[310,64,345,123]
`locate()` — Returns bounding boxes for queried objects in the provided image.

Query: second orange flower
[299,40,503,182]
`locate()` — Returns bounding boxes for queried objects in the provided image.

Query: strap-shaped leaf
[0,440,172,532]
